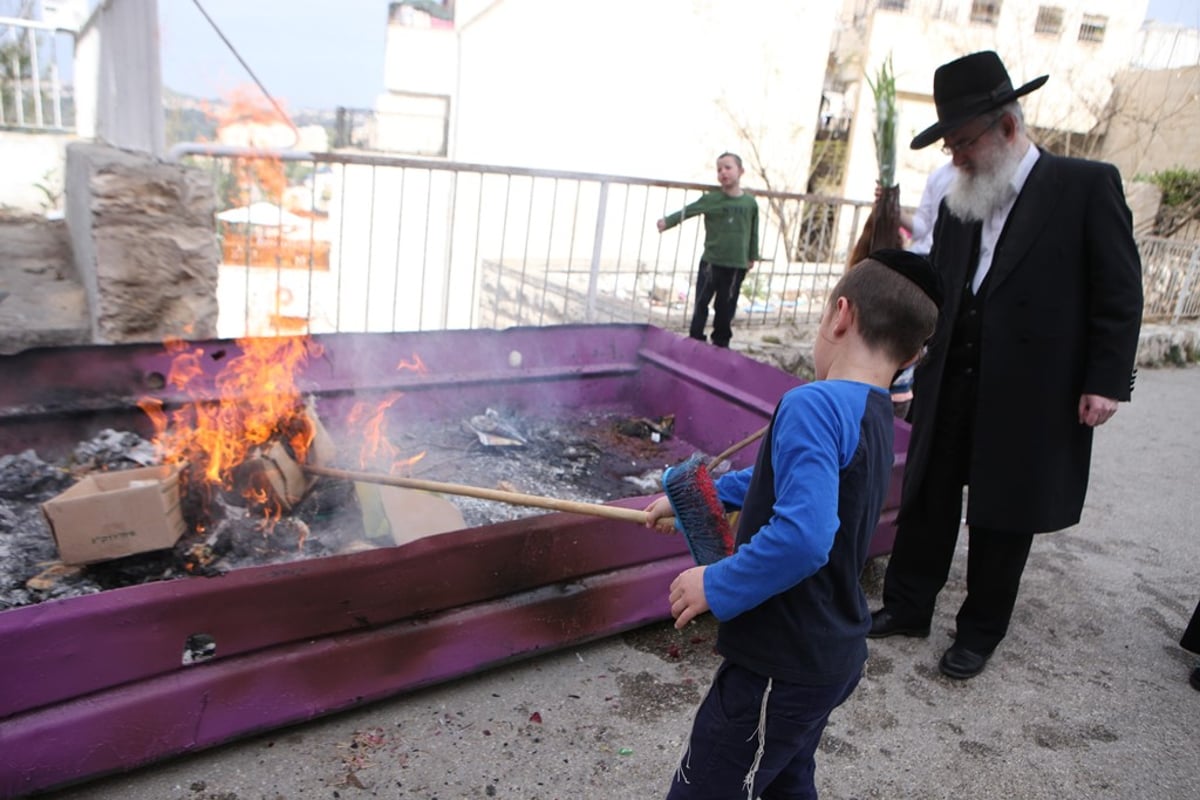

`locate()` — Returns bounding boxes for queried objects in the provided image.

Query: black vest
[945,223,987,377]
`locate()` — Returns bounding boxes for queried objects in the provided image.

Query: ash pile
[0,408,690,612]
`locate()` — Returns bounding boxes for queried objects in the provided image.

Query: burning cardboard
[227,397,336,513]
[41,464,186,565]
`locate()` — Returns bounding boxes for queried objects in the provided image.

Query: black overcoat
[902,152,1143,533]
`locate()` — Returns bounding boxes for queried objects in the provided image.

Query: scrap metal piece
[465,408,528,447]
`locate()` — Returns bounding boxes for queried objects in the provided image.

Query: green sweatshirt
[662,191,760,269]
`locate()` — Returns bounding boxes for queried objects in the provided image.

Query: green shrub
[1138,167,1200,210]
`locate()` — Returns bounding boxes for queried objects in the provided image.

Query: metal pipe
[27,26,42,127]
[586,181,609,323]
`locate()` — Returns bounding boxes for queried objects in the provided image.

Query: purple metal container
[0,324,907,795]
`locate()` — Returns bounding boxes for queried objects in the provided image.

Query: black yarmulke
[868,248,944,309]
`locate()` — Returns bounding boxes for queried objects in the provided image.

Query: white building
[317,0,840,335]
[1133,21,1200,69]
[834,0,1152,213]
[374,0,835,188]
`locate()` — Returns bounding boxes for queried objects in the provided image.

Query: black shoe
[868,608,931,639]
[1190,665,1200,692]
[939,644,991,680]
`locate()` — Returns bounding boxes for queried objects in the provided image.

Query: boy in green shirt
[657,152,760,347]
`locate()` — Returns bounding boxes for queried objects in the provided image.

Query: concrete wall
[73,0,164,156]
[0,132,74,213]
[378,0,834,191]
[1102,65,1200,178]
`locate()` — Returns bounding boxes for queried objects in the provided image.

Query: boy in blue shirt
[644,249,942,799]
[657,152,760,348]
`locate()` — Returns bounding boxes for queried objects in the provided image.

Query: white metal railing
[1140,235,1200,324]
[170,145,1198,338]
[0,15,74,132]
[171,145,873,340]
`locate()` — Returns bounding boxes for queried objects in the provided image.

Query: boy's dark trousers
[689,261,746,347]
[667,661,859,800]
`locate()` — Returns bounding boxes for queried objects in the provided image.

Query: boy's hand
[669,566,709,629]
[656,218,667,233]
[642,495,675,532]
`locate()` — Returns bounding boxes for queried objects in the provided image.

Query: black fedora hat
[910,50,1047,150]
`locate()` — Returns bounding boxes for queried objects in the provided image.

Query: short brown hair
[717,152,743,169]
[829,259,938,364]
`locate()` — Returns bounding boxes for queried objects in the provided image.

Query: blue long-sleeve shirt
[704,380,895,685]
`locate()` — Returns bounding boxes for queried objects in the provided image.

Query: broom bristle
[662,454,734,566]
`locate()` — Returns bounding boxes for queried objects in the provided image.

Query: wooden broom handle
[304,464,649,524]
[707,425,768,470]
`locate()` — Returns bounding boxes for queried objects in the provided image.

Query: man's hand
[669,566,709,629]
[1078,394,1118,427]
[656,218,667,233]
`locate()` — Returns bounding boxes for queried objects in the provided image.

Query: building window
[1035,6,1063,35]
[878,0,908,10]
[1078,14,1107,43]
[970,1,1001,25]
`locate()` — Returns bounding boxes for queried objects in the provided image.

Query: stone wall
[65,142,219,344]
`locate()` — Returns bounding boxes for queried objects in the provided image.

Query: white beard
[944,140,1025,222]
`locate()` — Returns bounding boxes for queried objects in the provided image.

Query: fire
[139,340,432,522]
[348,355,430,473]
[215,85,293,205]
[138,335,432,548]
[138,336,324,520]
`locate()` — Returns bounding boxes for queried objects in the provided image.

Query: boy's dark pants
[667,661,859,800]
[690,261,746,347]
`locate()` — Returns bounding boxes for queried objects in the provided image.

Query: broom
[706,424,766,471]
[304,464,650,524]
[662,453,736,566]
[306,425,764,562]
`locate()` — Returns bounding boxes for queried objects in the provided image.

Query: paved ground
[0,216,89,355]
[37,365,1200,800]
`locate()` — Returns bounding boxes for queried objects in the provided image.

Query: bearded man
[868,51,1144,679]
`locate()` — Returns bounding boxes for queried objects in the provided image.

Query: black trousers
[882,368,1035,654]
[1182,598,1200,654]
[689,261,745,347]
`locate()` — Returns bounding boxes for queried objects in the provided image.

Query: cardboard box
[41,465,187,565]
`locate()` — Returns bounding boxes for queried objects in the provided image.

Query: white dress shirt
[910,161,956,256]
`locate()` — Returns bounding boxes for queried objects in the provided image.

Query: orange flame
[140,337,433,546]
[348,355,430,473]
[140,336,322,510]
[216,85,291,205]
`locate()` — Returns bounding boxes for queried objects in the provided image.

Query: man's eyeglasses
[941,116,1002,156]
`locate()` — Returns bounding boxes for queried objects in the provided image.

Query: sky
[157,0,387,111]
[1146,0,1200,28]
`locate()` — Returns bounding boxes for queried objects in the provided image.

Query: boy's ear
[897,343,927,370]
[831,296,855,334]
